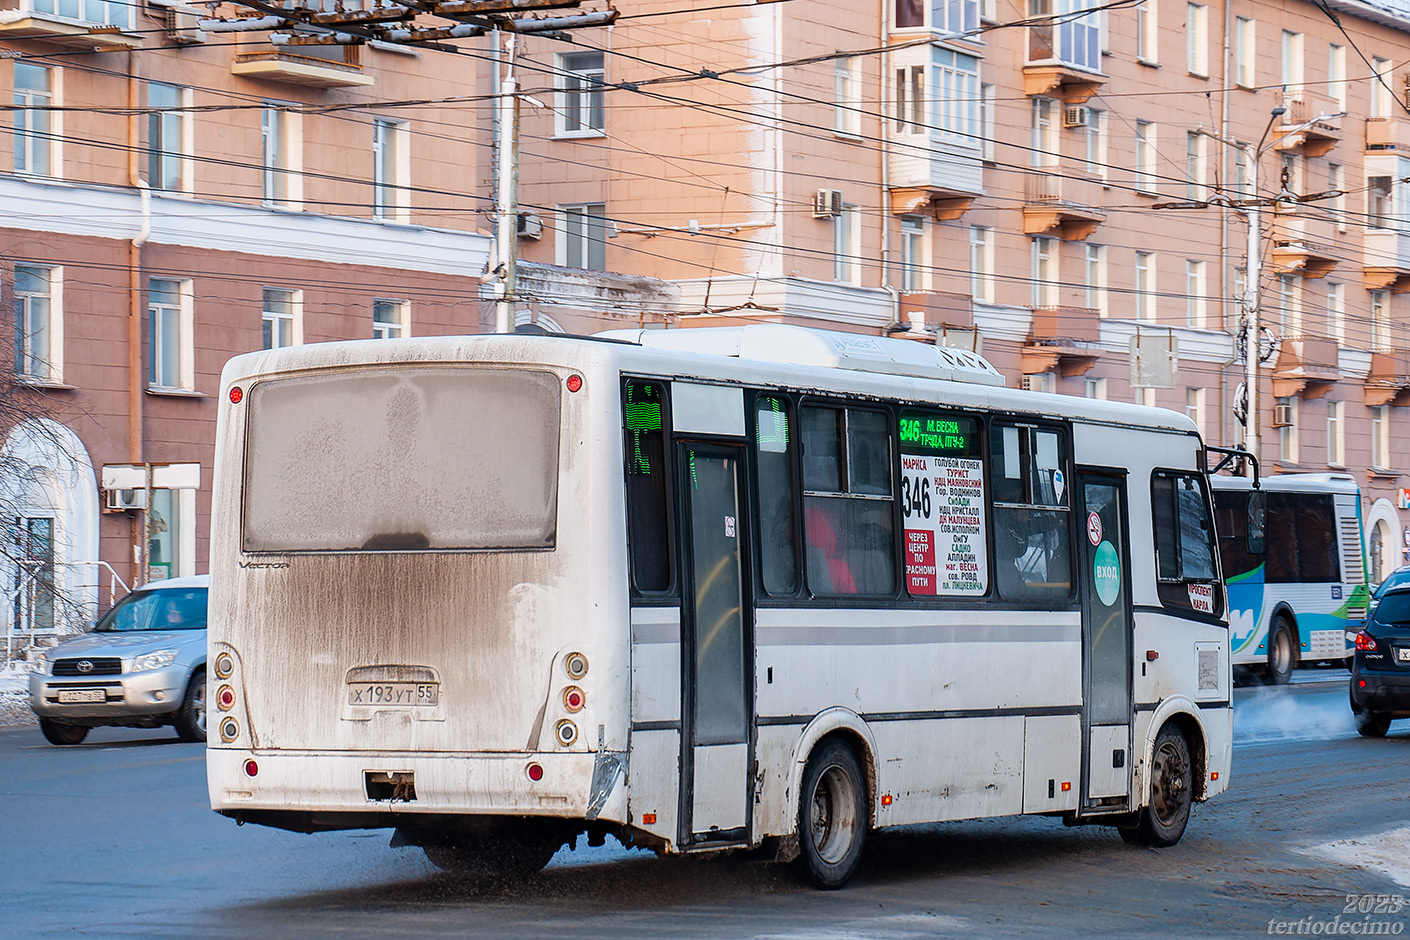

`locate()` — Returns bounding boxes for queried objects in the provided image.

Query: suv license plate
[57,688,105,704]
[1398,648,1410,664]
[347,682,439,707]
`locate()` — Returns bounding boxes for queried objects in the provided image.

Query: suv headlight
[133,649,178,672]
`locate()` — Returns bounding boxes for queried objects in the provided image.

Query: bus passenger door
[1078,472,1133,808]
[677,442,752,845]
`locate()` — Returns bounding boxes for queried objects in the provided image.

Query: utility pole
[493,34,520,335]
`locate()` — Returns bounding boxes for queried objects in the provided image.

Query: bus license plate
[347,683,439,707]
[1397,648,1410,664]
[57,688,105,704]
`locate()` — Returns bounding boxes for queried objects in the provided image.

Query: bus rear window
[242,368,560,552]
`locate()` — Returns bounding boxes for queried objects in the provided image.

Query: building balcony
[898,291,974,332]
[1023,305,1100,376]
[0,5,139,48]
[1269,209,1339,278]
[1363,228,1410,292]
[232,47,373,88]
[888,131,983,220]
[1023,24,1104,103]
[1022,166,1105,241]
[1365,349,1410,407]
[1366,117,1410,152]
[1274,89,1343,158]
[1272,333,1340,399]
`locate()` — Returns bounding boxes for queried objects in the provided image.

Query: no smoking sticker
[1087,511,1103,546]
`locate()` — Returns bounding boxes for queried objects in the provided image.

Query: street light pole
[1243,142,1262,477]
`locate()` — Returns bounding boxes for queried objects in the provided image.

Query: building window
[148,277,193,391]
[1369,176,1394,230]
[1276,396,1298,463]
[1134,251,1155,320]
[1028,0,1099,71]
[262,287,299,350]
[1085,377,1107,399]
[147,82,189,193]
[1234,17,1255,87]
[261,104,301,209]
[1328,163,1346,233]
[372,299,407,339]
[933,48,979,142]
[1280,152,1303,195]
[1187,3,1208,76]
[1372,57,1394,119]
[557,51,605,136]
[834,206,861,284]
[559,203,608,271]
[14,264,60,383]
[147,488,195,580]
[1085,243,1106,315]
[938,0,979,33]
[1185,259,1205,328]
[896,0,924,28]
[1135,121,1155,192]
[1135,387,1156,407]
[1234,148,1253,196]
[980,83,996,161]
[1084,108,1105,176]
[13,63,53,177]
[1326,400,1345,467]
[900,216,926,292]
[1371,289,1391,348]
[895,65,924,133]
[1031,236,1056,307]
[1185,131,1204,200]
[970,225,993,301]
[372,119,409,222]
[1328,44,1347,111]
[1185,387,1205,437]
[10,516,55,634]
[1281,30,1304,88]
[1276,275,1301,336]
[1326,282,1345,345]
[835,56,861,137]
[29,0,132,28]
[1031,97,1058,166]
[1372,405,1390,469]
[1136,0,1157,62]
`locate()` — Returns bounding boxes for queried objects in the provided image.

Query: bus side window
[755,395,799,595]
[800,404,896,596]
[991,424,1072,601]
[1267,493,1338,584]
[1212,489,1262,579]
[624,379,673,594]
[1152,472,1223,616]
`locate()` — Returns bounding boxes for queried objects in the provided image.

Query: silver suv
[28,575,209,745]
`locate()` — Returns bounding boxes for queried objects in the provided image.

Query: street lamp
[1193,107,1342,476]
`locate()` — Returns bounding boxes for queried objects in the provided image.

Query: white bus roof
[1210,472,1361,495]
[597,325,1007,387]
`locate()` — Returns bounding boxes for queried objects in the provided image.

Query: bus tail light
[214,652,235,679]
[566,374,583,393]
[220,717,240,742]
[562,686,585,712]
[244,759,258,777]
[217,685,236,711]
[565,652,588,680]
[554,719,578,747]
[526,762,544,782]
[1355,632,1378,651]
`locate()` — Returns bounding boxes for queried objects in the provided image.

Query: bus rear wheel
[1120,725,1192,848]
[797,739,867,890]
[1265,618,1296,685]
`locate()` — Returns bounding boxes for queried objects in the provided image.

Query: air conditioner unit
[1063,106,1091,128]
[813,188,844,219]
[165,7,206,44]
[1271,402,1294,427]
[105,488,148,512]
[516,213,543,240]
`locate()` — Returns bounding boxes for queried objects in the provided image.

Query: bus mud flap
[585,750,627,821]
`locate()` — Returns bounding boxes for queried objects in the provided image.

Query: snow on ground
[0,666,36,728]
[1302,827,1410,888]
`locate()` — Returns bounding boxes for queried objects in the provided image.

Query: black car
[1350,585,1410,737]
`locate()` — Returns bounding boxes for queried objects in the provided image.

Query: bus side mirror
[1247,491,1266,555]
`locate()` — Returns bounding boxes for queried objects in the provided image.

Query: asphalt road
[3,673,1408,940]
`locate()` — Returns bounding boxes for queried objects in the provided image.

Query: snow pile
[1303,828,1410,887]
[0,665,36,728]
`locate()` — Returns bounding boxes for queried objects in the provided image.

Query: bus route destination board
[899,410,987,596]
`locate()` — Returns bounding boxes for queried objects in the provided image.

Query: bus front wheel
[1120,725,1192,848]
[797,738,867,890]
[1265,618,1296,685]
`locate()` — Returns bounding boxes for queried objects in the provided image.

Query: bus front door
[1079,472,1133,809]
[677,442,752,846]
